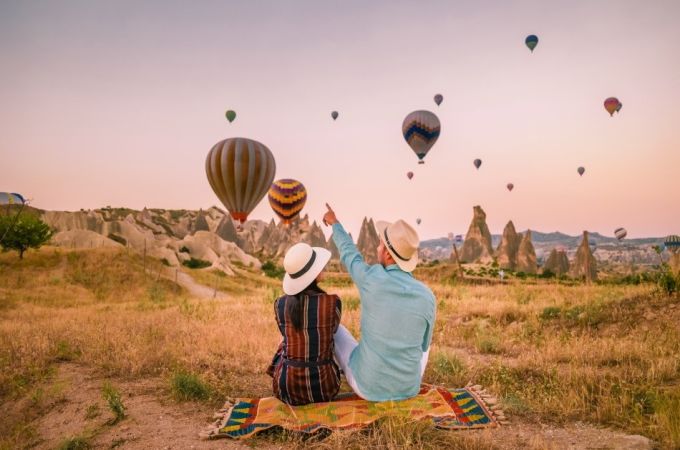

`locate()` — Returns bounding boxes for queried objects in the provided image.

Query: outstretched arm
[323,203,372,286]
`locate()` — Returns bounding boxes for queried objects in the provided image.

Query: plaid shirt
[267,293,342,405]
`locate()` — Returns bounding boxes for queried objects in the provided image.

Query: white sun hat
[282,243,332,295]
[374,219,420,272]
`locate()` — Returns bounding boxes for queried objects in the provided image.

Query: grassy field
[1,247,679,449]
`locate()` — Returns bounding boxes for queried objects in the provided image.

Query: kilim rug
[203,384,507,439]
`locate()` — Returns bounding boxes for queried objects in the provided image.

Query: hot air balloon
[407,171,414,180]
[665,235,680,252]
[507,183,514,192]
[205,137,276,225]
[455,234,463,244]
[331,111,339,121]
[402,110,441,164]
[225,110,236,123]
[474,159,482,170]
[614,227,627,240]
[0,193,25,205]
[578,166,585,176]
[268,179,307,225]
[416,218,422,225]
[525,35,538,52]
[434,94,443,106]
[604,98,621,116]
[616,102,623,113]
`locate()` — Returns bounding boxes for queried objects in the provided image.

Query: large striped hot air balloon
[402,110,441,164]
[614,227,627,240]
[0,193,25,205]
[665,235,680,253]
[205,137,276,224]
[268,179,307,225]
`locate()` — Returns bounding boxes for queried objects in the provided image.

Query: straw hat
[374,220,420,272]
[282,243,332,295]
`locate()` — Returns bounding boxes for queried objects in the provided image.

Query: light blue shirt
[332,223,436,401]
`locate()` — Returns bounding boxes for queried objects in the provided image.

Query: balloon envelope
[434,94,443,106]
[578,166,585,176]
[416,218,421,225]
[402,110,441,164]
[507,183,514,192]
[474,159,482,169]
[205,137,276,223]
[407,171,414,180]
[525,35,538,52]
[0,192,25,205]
[614,227,627,240]
[665,235,680,248]
[604,98,620,116]
[268,179,307,224]
[331,111,339,120]
[225,110,236,123]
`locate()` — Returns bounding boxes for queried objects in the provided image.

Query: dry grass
[1,248,679,448]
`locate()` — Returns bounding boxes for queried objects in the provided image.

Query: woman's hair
[286,280,326,330]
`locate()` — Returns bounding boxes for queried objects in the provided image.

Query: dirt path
[158,267,228,300]
[19,363,654,450]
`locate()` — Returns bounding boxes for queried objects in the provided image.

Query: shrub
[262,260,285,279]
[57,435,92,450]
[182,258,211,269]
[179,246,190,253]
[0,213,53,259]
[540,306,561,321]
[102,382,125,424]
[171,370,211,401]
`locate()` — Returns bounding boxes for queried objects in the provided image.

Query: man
[322,204,436,401]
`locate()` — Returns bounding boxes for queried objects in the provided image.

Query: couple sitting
[266,205,436,405]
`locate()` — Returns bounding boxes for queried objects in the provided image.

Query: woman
[266,242,342,405]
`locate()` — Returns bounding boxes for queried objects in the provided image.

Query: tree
[0,213,53,259]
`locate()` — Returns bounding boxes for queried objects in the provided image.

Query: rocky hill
[459,206,494,264]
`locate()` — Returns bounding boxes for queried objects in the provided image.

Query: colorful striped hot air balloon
[402,110,441,164]
[604,98,621,116]
[205,137,276,224]
[614,228,627,240]
[0,193,26,205]
[268,179,307,225]
[665,235,680,252]
[525,35,539,52]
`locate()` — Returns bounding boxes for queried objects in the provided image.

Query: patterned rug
[203,384,507,439]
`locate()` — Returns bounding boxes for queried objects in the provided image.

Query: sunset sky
[2,0,679,239]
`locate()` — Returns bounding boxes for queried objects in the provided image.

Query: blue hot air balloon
[525,35,539,52]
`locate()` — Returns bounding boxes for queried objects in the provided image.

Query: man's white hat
[282,243,332,295]
[374,220,420,272]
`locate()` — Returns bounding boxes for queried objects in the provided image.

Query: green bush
[171,370,211,401]
[182,258,211,269]
[539,306,561,321]
[102,382,125,424]
[262,260,285,279]
[179,246,190,253]
[0,213,53,259]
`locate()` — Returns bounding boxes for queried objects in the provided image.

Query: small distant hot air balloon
[434,94,443,106]
[507,183,514,192]
[616,102,622,113]
[455,234,463,244]
[614,228,627,240]
[474,159,482,170]
[205,137,276,225]
[225,110,236,123]
[578,166,585,176]
[604,98,621,116]
[331,111,339,121]
[268,179,307,225]
[416,218,422,225]
[407,171,414,180]
[525,35,539,52]
[403,110,441,164]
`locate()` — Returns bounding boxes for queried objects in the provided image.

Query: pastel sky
[2,0,679,239]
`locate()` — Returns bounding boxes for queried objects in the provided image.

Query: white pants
[333,324,430,399]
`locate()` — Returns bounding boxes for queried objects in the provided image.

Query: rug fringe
[466,384,509,427]
[200,400,235,440]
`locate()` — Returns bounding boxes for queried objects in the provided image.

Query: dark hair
[286,280,326,330]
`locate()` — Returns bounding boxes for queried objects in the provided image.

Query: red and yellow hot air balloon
[604,97,621,116]
[268,179,307,225]
[205,137,276,224]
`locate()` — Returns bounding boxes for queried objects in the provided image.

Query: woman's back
[268,292,342,405]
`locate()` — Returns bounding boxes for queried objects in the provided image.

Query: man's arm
[323,204,372,286]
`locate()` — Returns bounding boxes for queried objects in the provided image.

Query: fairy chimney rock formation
[460,206,494,263]
[572,231,598,281]
[543,248,570,276]
[192,210,210,234]
[215,215,238,243]
[496,221,521,270]
[304,221,328,248]
[357,217,380,264]
[516,230,538,274]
